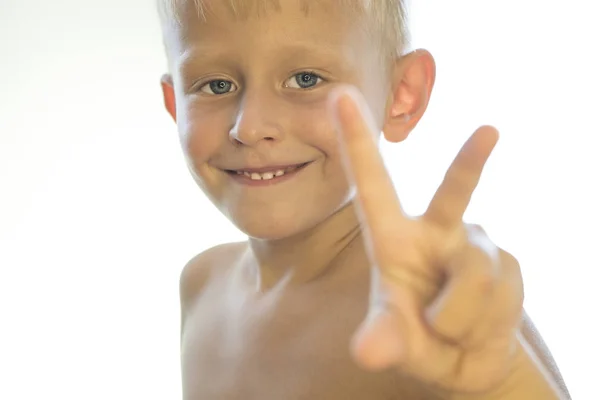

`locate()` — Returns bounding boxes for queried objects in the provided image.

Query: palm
[330,88,523,393]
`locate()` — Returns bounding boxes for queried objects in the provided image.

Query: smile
[224,162,312,186]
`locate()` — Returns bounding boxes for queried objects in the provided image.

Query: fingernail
[328,85,380,138]
[328,85,357,124]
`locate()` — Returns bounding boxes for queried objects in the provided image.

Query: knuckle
[501,249,521,271]
[474,269,496,294]
[500,250,523,284]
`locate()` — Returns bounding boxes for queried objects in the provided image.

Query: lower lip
[225,163,312,187]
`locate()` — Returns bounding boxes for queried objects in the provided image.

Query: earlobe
[161,74,177,122]
[383,49,436,143]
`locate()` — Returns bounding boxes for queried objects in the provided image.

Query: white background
[1,0,598,398]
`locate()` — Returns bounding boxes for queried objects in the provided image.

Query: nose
[229,92,283,146]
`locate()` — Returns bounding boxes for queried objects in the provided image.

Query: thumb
[351,305,408,371]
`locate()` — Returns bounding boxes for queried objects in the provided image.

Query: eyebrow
[177,41,350,71]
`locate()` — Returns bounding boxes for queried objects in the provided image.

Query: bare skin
[159,1,570,398]
[179,205,568,399]
[180,212,442,399]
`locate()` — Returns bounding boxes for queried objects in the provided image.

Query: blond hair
[157,0,409,64]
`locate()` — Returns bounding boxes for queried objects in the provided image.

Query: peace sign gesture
[329,87,525,394]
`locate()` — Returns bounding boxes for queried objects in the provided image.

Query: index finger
[329,87,411,248]
[424,126,499,229]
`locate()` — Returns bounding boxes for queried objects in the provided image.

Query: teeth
[237,167,295,181]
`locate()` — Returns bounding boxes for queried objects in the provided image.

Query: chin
[226,205,328,241]
[233,216,316,241]
[227,196,355,242]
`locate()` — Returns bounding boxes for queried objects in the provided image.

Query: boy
[157,0,570,398]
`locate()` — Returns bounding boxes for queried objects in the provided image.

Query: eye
[199,79,237,95]
[285,72,324,89]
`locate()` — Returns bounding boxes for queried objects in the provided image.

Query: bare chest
[181,275,434,400]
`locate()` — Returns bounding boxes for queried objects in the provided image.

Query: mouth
[224,162,312,184]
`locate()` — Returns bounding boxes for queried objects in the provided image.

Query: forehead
[163,0,366,24]
[163,0,371,56]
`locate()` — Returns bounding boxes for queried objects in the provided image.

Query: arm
[520,311,570,397]
[450,311,570,400]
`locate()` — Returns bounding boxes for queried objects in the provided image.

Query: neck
[245,202,364,291]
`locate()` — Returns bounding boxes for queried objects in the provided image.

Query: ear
[160,74,177,122]
[382,49,436,143]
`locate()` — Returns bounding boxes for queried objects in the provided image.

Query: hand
[329,87,524,394]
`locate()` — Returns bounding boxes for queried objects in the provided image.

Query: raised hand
[329,86,524,394]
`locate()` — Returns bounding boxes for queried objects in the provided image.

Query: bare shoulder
[179,241,247,313]
[521,310,571,398]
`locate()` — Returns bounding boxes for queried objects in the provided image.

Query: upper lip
[224,162,311,173]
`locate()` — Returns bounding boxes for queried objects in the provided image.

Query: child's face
[162,1,395,240]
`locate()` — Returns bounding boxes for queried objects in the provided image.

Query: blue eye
[200,80,236,95]
[285,72,323,89]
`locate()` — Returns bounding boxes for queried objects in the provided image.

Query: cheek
[286,103,353,195]
[285,99,342,156]
[284,99,350,192]
[177,100,230,163]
